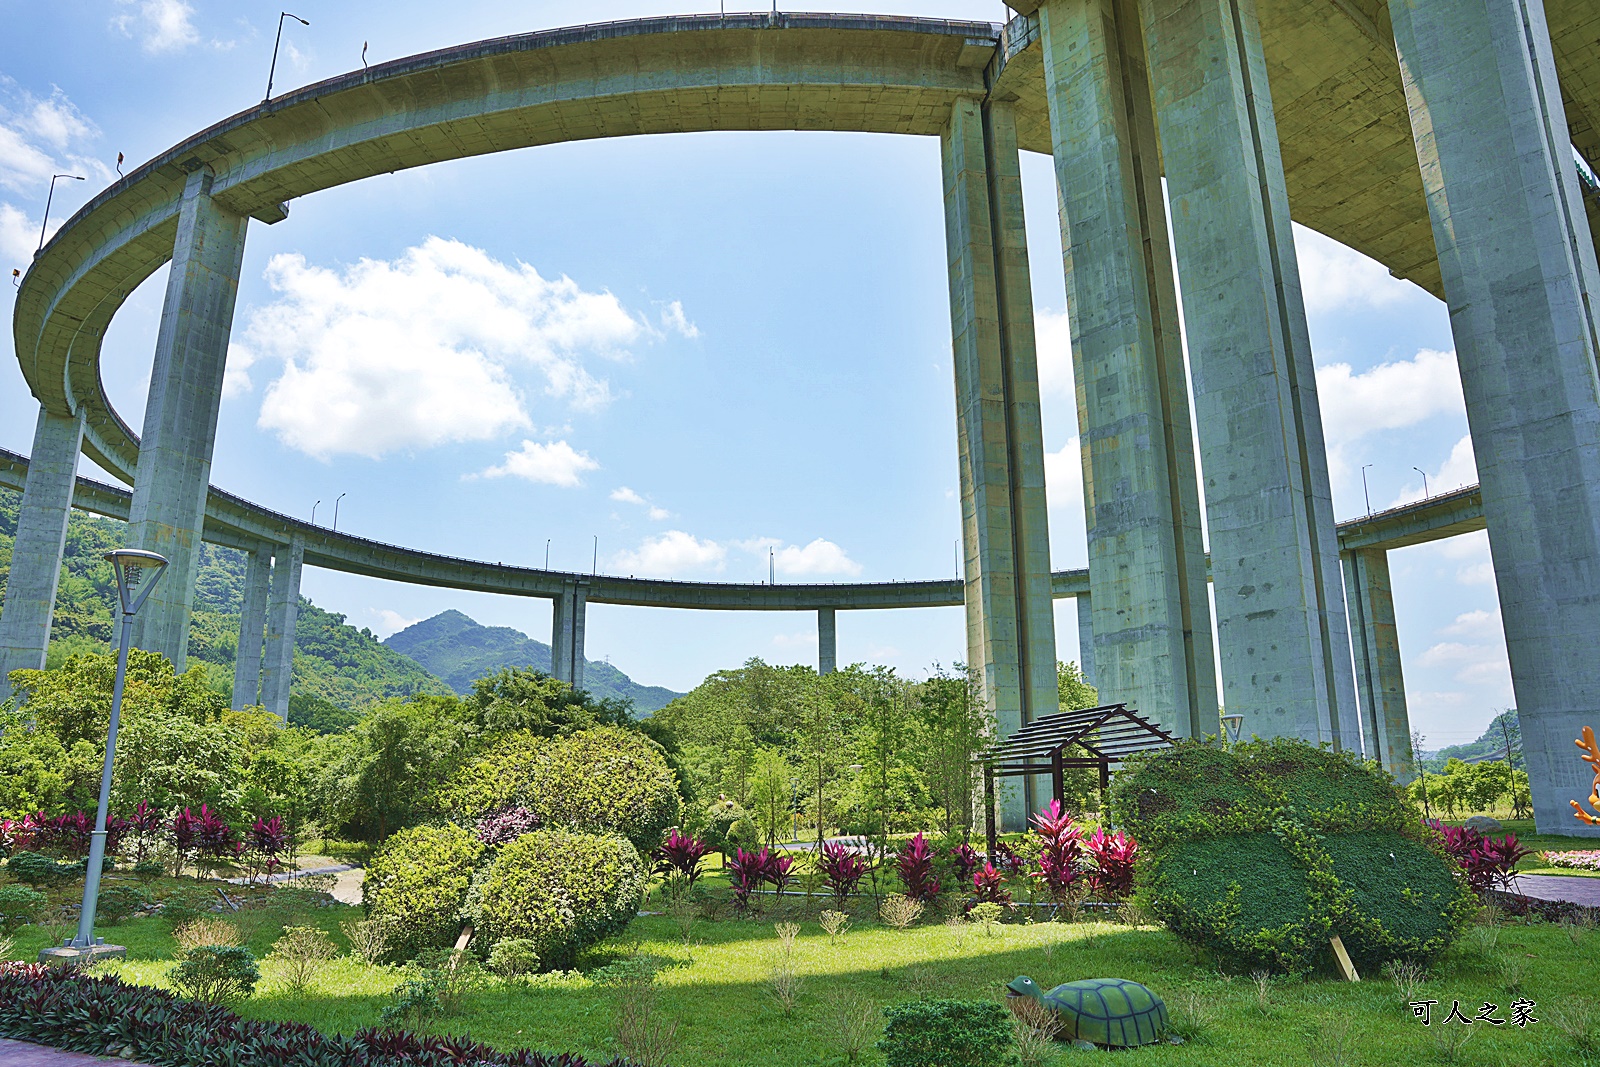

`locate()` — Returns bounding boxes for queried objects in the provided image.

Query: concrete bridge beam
[128,167,249,669]
[0,407,85,700]
[1038,0,1217,739]
[230,547,271,710]
[552,580,589,692]
[1141,0,1360,750]
[942,95,1061,828]
[259,538,304,721]
[1390,0,1600,835]
[818,606,837,675]
[1342,549,1414,782]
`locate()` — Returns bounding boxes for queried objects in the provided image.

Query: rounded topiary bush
[529,727,680,852]
[433,731,547,823]
[467,828,645,968]
[1114,738,1470,974]
[364,823,484,962]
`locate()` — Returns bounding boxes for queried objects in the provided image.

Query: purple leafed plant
[126,801,164,865]
[768,851,795,898]
[169,808,199,874]
[895,832,942,904]
[727,847,769,913]
[1427,820,1533,895]
[652,829,711,884]
[971,862,1012,907]
[819,842,869,910]
[475,806,541,847]
[194,804,236,861]
[1030,800,1086,903]
[988,840,1026,877]
[949,842,980,882]
[1085,828,1138,900]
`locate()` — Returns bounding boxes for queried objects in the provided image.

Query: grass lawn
[7,884,1599,1067]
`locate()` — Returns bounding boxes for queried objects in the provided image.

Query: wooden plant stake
[1329,935,1360,982]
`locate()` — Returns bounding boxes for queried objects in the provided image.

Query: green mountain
[0,486,450,711]
[384,609,682,713]
[1419,709,1522,772]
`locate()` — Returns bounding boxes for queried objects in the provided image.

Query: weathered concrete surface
[1075,594,1095,689]
[0,407,84,700]
[1037,0,1216,740]
[943,96,1060,818]
[259,538,303,720]
[230,548,270,709]
[126,168,247,669]
[551,579,588,692]
[1391,0,1600,836]
[1342,548,1412,781]
[818,607,837,674]
[1142,0,1359,752]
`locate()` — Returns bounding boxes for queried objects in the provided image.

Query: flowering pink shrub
[652,829,711,884]
[1029,801,1086,902]
[1541,849,1600,872]
[895,832,942,903]
[1085,828,1138,899]
[819,842,869,909]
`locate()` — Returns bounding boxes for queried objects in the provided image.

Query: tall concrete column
[551,579,588,692]
[817,607,837,675]
[942,96,1060,827]
[128,166,248,669]
[1390,0,1600,835]
[1076,594,1096,691]
[1038,0,1217,737]
[0,406,85,699]
[1139,0,1359,750]
[259,538,303,721]
[1341,549,1413,782]
[230,548,271,710]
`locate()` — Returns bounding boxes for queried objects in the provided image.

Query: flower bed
[0,964,635,1067]
[1539,849,1600,871]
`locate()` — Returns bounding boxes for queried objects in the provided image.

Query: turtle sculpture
[1006,976,1169,1048]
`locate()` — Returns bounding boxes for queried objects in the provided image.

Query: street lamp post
[266,12,310,101]
[1220,713,1245,747]
[332,492,347,532]
[43,550,167,965]
[1413,466,1429,499]
[38,174,85,252]
[1361,464,1374,516]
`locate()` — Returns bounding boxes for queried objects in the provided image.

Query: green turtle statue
[1006,976,1169,1048]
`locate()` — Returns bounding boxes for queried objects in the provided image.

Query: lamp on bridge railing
[44,549,167,965]
[1413,466,1429,499]
[1220,713,1245,747]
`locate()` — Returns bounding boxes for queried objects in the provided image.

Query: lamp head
[104,549,168,616]
[1220,713,1245,745]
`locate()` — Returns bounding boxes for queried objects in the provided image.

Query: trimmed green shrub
[364,823,484,963]
[487,938,541,979]
[433,731,547,823]
[0,884,47,931]
[168,945,260,1004]
[530,727,680,852]
[1111,738,1472,974]
[877,999,1019,1067]
[93,884,145,925]
[467,828,645,968]
[6,851,84,889]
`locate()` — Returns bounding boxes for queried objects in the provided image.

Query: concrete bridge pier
[230,547,271,710]
[127,166,249,670]
[1342,549,1414,782]
[259,538,304,721]
[1075,594,1095,691]
[552,579,588,692]
[0,406,85,700]
[818,607,837,675]
[1140,0,1359,750]
[1037,0,1217,739]
[942,95,1060,828]
[1390,0,1600,835]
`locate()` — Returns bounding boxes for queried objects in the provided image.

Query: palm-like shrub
[819,843,869,910]
[364,823,484,963]
[895,833,941,903]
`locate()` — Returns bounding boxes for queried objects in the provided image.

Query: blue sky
[1,1,1508,751]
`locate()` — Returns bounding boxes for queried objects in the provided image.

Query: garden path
[1512,873,1600,907]
[0,1038,141,1067]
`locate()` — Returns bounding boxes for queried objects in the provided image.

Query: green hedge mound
[1112,738,1472,974]
[467,828,645,968]
[364,823,484,963]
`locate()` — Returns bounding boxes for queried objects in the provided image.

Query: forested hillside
[385,609,681,712]
[0,486,450,711]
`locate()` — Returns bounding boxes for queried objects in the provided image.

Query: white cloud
[0,84,111,200]
[772,630,818,649]
[612,530,727,576]
[1293,224,1425,316]
[1441,608,1501,639]
[235,238,666,457]
[1457,561,1496,586]
[1316,349,1463,446]
[1044,436,1084,512]
[1417,640,1511,687]
[774,538,862,578]
[1,203,37,267]
[112,0,200,53]
[478,440,598,487]
[659,300,699,338]
[611,486,672,520]
[370,609,421,637]
[647,505,671,521]
[1035,307,1074,400]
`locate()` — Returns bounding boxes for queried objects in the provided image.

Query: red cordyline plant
[170,808,199,875]
[988,840,1026,877]
[819,842,869,909]
[949,842,980,883]
[1030,800,1087,902]
[768,851,795,898]
[971,862,1012,907]
[727,847,769,913]
[1427,820,1533,895]
[126,802,165,865]
[652,829,711,885]
[895,832,942,904]
[1085,828,1138,899]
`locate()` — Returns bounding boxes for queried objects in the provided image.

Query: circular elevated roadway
[7,11,1544,611]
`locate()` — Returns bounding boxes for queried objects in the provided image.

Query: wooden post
[1329,935,1360,982]
[1099,759,1111,816]
[1052,748,1065,811]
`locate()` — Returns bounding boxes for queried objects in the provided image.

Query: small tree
[747,747,792,849]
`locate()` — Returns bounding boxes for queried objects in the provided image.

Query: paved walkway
[0,1038,135,1067]
[1512,873,1600,907]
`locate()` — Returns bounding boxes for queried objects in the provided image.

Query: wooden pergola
[974,703,1177,856]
